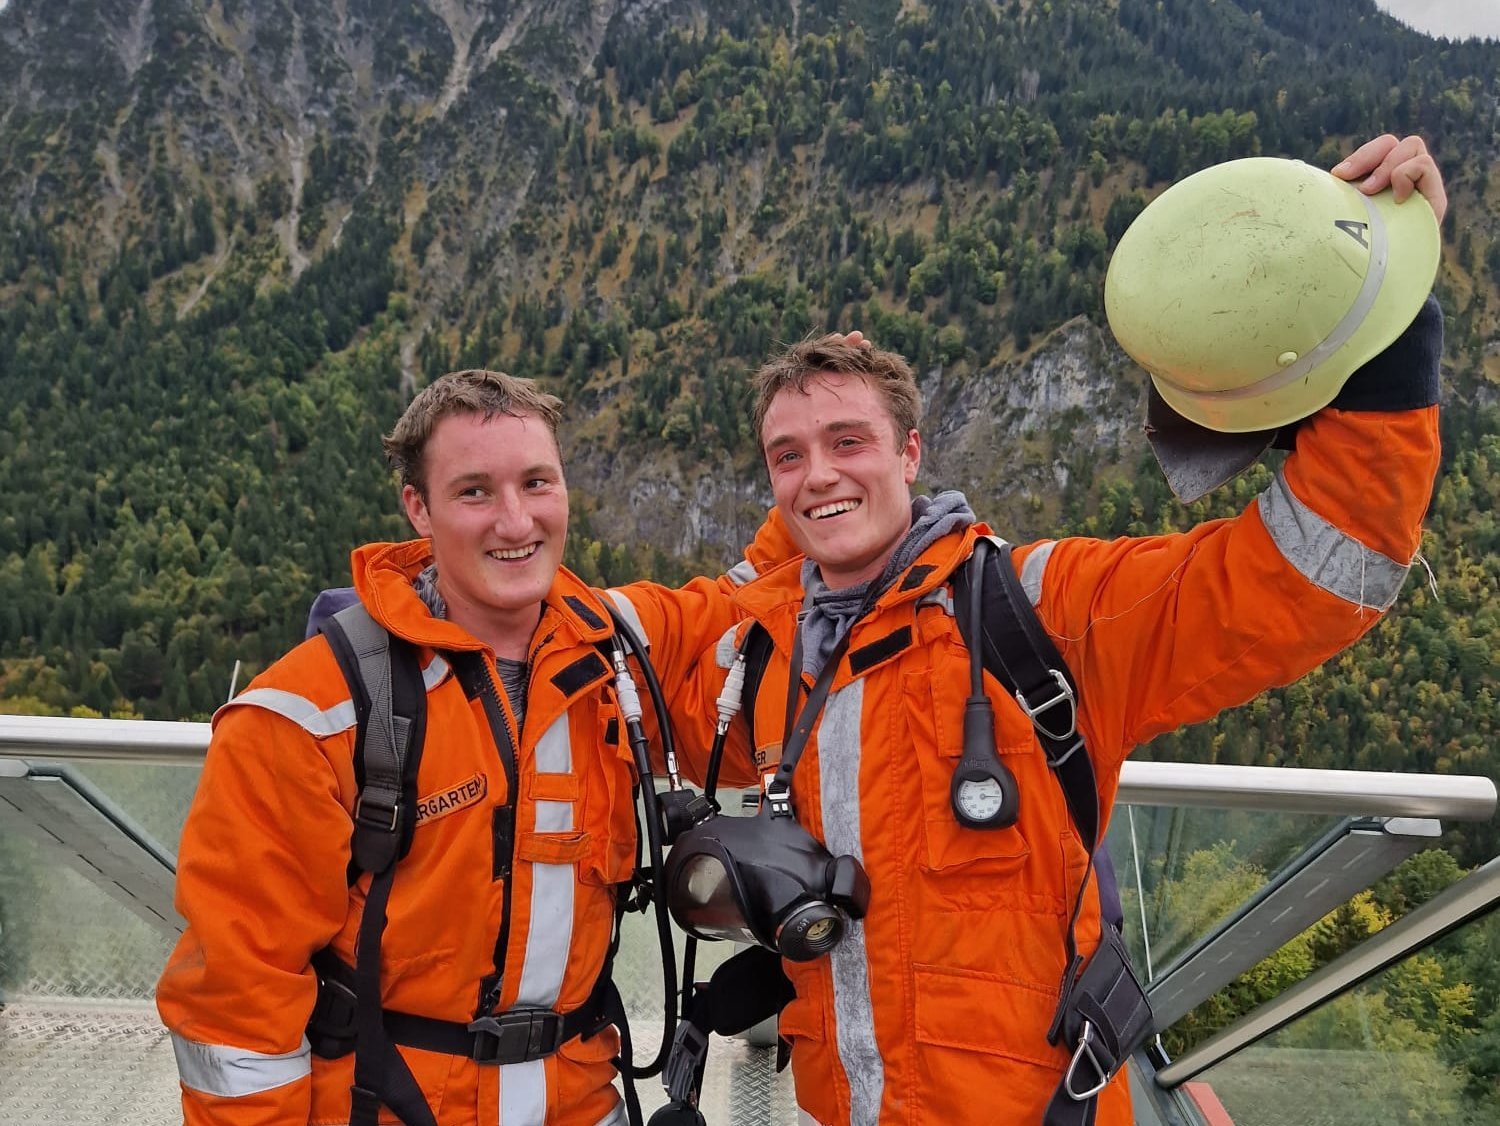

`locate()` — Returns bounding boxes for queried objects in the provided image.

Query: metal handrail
[1155,854,1500,1087]
[1117,759,1497,820]
[0,714,1495,820]
[0,715,211,765]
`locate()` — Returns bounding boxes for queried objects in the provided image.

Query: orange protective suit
[157,538,758,1126]
[623,403,1440,1125]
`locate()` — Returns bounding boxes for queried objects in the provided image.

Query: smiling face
[761,372,920,590]
[401,410,568,657]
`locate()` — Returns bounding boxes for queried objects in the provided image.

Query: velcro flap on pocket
[516,829,591,864]
[913,963,1065,1071]
[528,773,582,802]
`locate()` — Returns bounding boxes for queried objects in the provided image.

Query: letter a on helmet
[1104,156,1440,433]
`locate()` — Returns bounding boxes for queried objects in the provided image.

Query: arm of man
[1019,300,1441,779]
[157,701,353,1125]
[600,507,801,782]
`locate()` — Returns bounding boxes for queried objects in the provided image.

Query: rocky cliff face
[564,314,1146,561]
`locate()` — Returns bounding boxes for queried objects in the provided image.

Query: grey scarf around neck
[798,489,977,678]
[414,563,528,727]
[414,563,447,619]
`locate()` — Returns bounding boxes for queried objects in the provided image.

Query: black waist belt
[309,951,605,1065]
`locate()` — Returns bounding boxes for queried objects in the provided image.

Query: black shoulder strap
[321,603,427,874]
[738,622,776,751]
[318,603,436,1126]
[950,539,1099,853]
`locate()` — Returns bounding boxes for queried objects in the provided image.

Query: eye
[773,449,801,466]
[458,485,488,499]
[525,477,551,490]
[834,435,862,449]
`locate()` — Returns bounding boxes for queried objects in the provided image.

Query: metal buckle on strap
[1015,669,1077,741]
[1063,1020,1111,1101]
[353,793,399,833]
[466,1008,566,1065]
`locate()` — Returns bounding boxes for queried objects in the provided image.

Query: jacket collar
[350,539,615,653]
[732,523,989,623]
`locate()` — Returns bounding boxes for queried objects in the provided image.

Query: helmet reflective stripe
[170,1032,310,1097]
[502,711,578,1126]
[1198,191,1386,403]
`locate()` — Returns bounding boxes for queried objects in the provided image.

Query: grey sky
[1375,0,1500,40]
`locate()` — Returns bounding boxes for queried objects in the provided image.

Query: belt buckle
[467,1008,565,1065]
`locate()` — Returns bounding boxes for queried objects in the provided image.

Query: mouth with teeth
[807,499,861,520]
[488,544,540,561]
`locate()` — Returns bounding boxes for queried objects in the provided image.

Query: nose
[490,490,532,538]
[805,448,839,491]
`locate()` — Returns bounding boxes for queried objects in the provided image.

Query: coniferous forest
[1,0,1499,1110]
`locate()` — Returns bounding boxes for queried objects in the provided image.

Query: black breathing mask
[663,597,883,965]
[664,780,871,962]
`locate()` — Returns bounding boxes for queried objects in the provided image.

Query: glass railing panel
[1188,908,1500,1125]
[67,762,202,854]
[0,829,173,1002]
[1105,803,1346,981]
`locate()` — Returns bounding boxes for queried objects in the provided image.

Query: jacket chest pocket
[571,700,639,887]
[902,662,1031,876]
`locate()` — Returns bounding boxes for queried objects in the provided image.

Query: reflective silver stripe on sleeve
[170,1033,311,1098]
[1258,469,1409,610]
[725,558,759,586]
[916,586,954,616]
[422,653,450,691]
[591,1102,629,1126]
[819,680,884,1126]
[224,655,447,738]
[714,625,741,670]
[502,711,578,1125]
[1019,540,1055,607]
[602,589,648,648]
[225,689,356,737]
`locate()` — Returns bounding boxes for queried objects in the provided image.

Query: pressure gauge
[950,760,1020,830]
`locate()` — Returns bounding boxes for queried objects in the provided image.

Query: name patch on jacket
[416,774,488,825]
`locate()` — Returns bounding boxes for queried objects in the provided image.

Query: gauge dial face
[956,775,1007,822]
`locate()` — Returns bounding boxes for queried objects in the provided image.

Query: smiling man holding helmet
[629,133,1450,1126]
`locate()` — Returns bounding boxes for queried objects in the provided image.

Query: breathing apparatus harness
[653,538,1154,1126]
[304,598,687,1126]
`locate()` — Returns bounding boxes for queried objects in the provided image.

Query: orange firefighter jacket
[626,403,1440,1126]
[157,538,763,1126]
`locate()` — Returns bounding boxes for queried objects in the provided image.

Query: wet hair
[383,369,563,496]
[751,335,921,450]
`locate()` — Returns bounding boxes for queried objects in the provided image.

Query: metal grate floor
[0,999,799,1126]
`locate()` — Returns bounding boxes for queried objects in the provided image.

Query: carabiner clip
[1062,1020,1111,1101]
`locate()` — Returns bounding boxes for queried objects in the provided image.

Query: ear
[901,429,921,485]
[401,483,432,537]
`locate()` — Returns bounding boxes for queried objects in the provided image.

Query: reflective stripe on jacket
[159,540,652,1126]
[659,404,1440,1126]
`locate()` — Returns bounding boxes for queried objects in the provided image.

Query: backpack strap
[323,603,426,875]
[316,603,436,1126]
[951,540,1152,1125]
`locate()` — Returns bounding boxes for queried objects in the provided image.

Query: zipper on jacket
[474,627,557,1017]
[473,653,521,1017]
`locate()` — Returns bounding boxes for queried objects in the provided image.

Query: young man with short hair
[642,134,1450,1125]
[157,369,789,1126]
